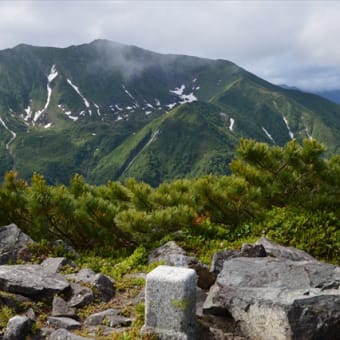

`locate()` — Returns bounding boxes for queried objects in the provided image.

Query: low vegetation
[0,139,338,264]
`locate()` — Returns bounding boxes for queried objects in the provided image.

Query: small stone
[52,295,76,318]
[68,282,93,308]
[49,328,93,340]
[3,315,32,340]
[41,257,77,273]
[85,308,120,326]
[66,269,114,303]
[47,316,81,330]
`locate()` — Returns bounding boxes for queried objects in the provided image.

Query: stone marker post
[142,265,197,339]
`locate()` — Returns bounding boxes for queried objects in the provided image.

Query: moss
[171,298,190,311]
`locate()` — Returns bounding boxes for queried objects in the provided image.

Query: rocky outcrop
[203,254,340,339]
[255,237,317,262]
[0,224,34,264]
[211,243,266,274]
[0,223,339,340]
[0,265,70,300]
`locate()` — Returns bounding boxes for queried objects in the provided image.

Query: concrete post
[142,265,197,339]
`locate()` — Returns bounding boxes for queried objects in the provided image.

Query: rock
[148,241,187,265]
[84,308,120,326]
[41,257,77,273]
[203,257,340,340]
[52,295,77,318]
[47,317,81,330]
[3,315,32,340]
[0,265,70,300]
[211,244,266,274]
[0,224,34,264]
[49,328,93,340]
[149,241,216,290]
[85,308,132,327]
[142,265,198,340]
[92,273,115,302]
[68,282,93,308]
[25,307,37,321]
[66,269,115,302]
[255,237,316,261]
[86,326,127,337]
[48,240,80,259]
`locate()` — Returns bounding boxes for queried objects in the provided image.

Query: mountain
[280,84,340,105]
[315,90,340,104]
[0,39,339,185]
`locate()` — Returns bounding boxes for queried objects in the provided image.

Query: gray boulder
[67,282,94,308]
[52,295,77,318]
[203,257,340,340]
[66,269,115,302]
[49,328,93,340]
[0,224,34,264]
[47,317,81,330]
[0,265,70,300]
[85,308,132,327]
[41,257,77,273]
[148,241,187,265]
[211,244,266,274]
[255,237,316,261]
[3,315,32,340]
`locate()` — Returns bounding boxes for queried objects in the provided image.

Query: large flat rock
[0,264,70,300]
[203,257,340,340]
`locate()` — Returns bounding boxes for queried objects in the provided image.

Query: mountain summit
[0,40,339,185]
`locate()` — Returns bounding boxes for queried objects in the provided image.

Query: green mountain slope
[0,40,339,185]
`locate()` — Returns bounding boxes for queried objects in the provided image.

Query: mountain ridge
[0,40,339,185]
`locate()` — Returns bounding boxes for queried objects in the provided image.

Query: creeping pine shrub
[257,207,340,263]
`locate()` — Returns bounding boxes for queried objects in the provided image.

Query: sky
[1,0,340,91]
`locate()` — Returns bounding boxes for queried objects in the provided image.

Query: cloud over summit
[1,1,340,91]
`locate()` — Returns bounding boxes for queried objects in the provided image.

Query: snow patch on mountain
[166,103,177,110]
[282,114,294,139]
[0,116,17,150]
[33,65,58,122]
[180,93,197,103]
[229,118,235,131]
[262,127,275,143]
[305,127,313,140]
[67,79,91,109]
[170,84,197,104]
[94,103,101,116]
[48,65,58,82]
[24,106,32,121]
[122,85,135,100]
[170,85,185,96]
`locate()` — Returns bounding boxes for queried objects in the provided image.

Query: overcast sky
[1,1,340,91]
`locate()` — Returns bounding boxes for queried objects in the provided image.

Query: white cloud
[1,1,340,90]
